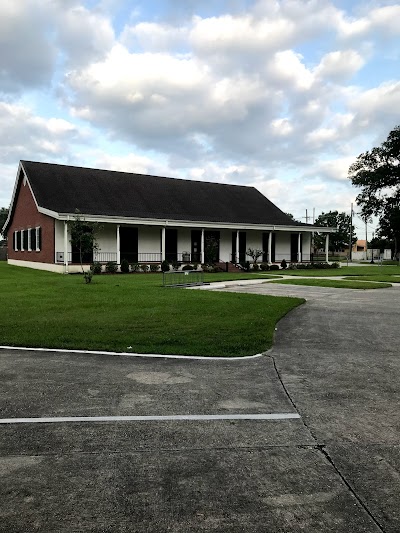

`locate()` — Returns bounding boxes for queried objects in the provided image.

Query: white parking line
[0,413,300,424]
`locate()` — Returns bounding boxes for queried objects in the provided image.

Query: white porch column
[268,231,272,263]
[201,229,205,264]
[325,233,329,262]
[116,225,121,265]
[297,233,301,262]
[236,230,239,263]
[64,221,68,274]
[161,227,166,261]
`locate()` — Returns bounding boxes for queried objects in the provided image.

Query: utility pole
[348,203,353,262]
[365,218,368,261]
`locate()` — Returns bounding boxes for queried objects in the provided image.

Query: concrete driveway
[0,283,399,532]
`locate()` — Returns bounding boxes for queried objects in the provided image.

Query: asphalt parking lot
[1,283,399,532]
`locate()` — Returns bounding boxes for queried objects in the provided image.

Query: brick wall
[7,174,55,264]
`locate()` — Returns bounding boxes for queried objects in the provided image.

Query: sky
[1,0,400,238]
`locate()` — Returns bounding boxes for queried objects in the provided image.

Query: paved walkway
[0,281,399,532]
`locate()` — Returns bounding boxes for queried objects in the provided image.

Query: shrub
[120,258,130,273]
[331,262,340,268]
[182,264,194,271]
[240,260,251,272]
[171,260,179,271]
[161,260,170,272]
[130,262,140,272]
[90,261,102,274]
[141,264,149,273]
[83,270,93,284]
[260,263,270,271]
[105,261,118,274]
[201,264,212,272]
[270,264,280,270]
[288,263,297,270]
[281,259,287,269]
[150,263,159,272]
[193,263,199,270]
[253,263,259,271]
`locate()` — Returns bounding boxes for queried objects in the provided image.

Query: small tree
[246,247,263,265]
[68,210,102,282]
[205,235,219,264]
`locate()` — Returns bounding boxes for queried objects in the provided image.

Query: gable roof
[15,160,305,227]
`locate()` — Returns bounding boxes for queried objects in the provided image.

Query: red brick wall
[7,174,55,264]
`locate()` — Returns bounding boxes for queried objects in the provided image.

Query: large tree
[0,207,9,239]
[314,211,356,253]
[348,125,400,257]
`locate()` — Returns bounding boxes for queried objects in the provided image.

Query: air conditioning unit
[56,252,64,262]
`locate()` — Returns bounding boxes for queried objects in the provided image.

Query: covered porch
[55,220,333,272]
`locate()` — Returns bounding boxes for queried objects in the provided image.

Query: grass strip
[343,275,400,283]
[0,264,303,357]
[280,265,400,277]
[269,278,391,289]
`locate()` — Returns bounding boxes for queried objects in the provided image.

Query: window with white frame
[14,230,18,251]
[35,226,41,251]
[27,228,32,251]
[20,230,24,251]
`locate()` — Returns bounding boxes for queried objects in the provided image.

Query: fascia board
[52,213,335,233]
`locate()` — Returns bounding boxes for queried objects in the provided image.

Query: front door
[262,233,275,262]
[239,231,246,263]
[204,231,220,263]
[120,227,138,263]
[71,225,94,264]
[166,229,178,262]
[191,230,202,263]
[291,233,302,262]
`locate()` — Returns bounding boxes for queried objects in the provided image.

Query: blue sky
[1,0,400,237]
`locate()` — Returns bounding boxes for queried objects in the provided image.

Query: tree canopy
[314,211,356,252]
[348,125,400,256]
[0,207,9,240]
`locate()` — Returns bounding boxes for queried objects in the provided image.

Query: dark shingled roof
[21,160,305,226]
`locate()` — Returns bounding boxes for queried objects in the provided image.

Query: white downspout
[64,220,68,274]
[161,226,166,262]
[116,224,120,265]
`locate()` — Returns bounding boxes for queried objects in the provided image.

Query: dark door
[291,233,302,262]
[191,230,202,263]
[120,227,138,263]
[239,231,246,263]
[166,229,178,262]
[71,225,93,264]
[204,231,220,263]
[231,232,236,262]
[262,233,275,263]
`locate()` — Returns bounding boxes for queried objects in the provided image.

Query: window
[14,231,18,251]
[27,228,32,251]
[23,229,29,251]
[20,230,24,251]
[35,226,41,251]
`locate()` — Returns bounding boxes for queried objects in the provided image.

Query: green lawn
[0,264,303,357]
[269,278,391,289]
[281,265,400,277]
[343,275,400,283]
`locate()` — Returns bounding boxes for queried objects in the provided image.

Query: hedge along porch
[3,161,336,273]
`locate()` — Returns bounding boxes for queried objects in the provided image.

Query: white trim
[27,228,32,251]
[35,226,40,251]
[116,224,120,265]
[7,259,65,273]
[50,211,337,234]
[0,344,266,360]
[0,413,301,425]
[20,229,24,251]
[14,230,18,251]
